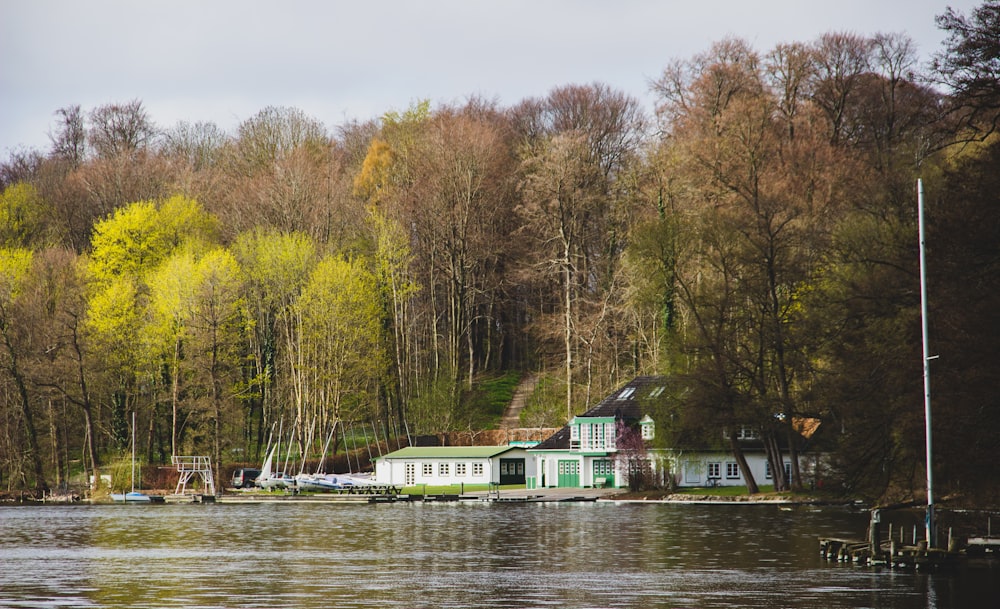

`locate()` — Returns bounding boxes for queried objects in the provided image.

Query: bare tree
[810,32,872,145]
[88,99,157,159]
[933,0,1000,138]
[160,120,228,172]
[0,148,44,191]
[407,106,515,388]
[518,132,601,421]
[49,105,87,166]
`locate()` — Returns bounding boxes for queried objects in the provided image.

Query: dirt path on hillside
[500,372,538,429]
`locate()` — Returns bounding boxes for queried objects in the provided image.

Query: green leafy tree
[87,201,170,284]
[925,140,1000,504]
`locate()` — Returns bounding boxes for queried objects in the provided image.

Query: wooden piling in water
[819,507,999,569]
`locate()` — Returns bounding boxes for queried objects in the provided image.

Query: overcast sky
[0,0,981,155]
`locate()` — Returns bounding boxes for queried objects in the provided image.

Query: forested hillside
[1,2,997,503]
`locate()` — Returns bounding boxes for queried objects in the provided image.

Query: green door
[557,460,580,487]
[593,459,614,488]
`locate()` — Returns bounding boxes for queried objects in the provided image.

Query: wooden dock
[820,508,1000,569]
[819,537,966,569]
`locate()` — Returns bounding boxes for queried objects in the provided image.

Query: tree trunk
[4,346,48,493]
[729,430,758,494]
[563,243,573,421]
[786,426,803,490]
[171,338,180,456]
[763,429,787,491]
[47,400,63,489]
[69,319,101,489]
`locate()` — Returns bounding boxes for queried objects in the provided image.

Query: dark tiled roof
[532,376,668,450]
[533,426,571,451]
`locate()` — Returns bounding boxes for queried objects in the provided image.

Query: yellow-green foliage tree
[298,255,385,448]
[0,247,47,491]
[147,250,199,455]
[232,228,317,457]
[187,248,244,482]
[0,183,47,248]
[147,245,243,474]
[353,107,426,433]
[86,196,220,455]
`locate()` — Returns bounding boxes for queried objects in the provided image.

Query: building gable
[531,376,668,452]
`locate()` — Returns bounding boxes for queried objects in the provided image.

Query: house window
[422,463,433,476]
[707,462,721,479]
[456,463,467,477]
[439,463,450,477]
[577,422,611,451]
[726,462,740,479]
[472,463,484,477]
[500,460,525,476]
[765,462,792,480]
[591,423,606,450]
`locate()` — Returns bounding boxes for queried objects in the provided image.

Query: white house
[529,376,666,489]
[674,450,790,488]
[529,376,824,490]
[374,446,533,488]
[671,422,825,489]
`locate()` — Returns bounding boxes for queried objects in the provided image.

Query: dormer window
[640,415,655,440]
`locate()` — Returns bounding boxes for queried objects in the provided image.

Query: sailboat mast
[131,410,137,493]
[918,178,935,547]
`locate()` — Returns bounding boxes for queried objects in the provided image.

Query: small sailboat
[294,422,341,491]
[255,444,294,490]
[112,412,152,503]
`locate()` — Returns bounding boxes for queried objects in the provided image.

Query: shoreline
[8,487,994,511]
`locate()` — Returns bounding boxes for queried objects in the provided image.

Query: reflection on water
[1,501,996,608]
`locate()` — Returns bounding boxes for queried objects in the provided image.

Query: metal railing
[171,456,216,496]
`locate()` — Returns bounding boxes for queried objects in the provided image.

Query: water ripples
[1,502,994,608]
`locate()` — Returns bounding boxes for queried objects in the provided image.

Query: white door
[405,462,415,486]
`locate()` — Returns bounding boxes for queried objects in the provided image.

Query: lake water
[0,501,996,608]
